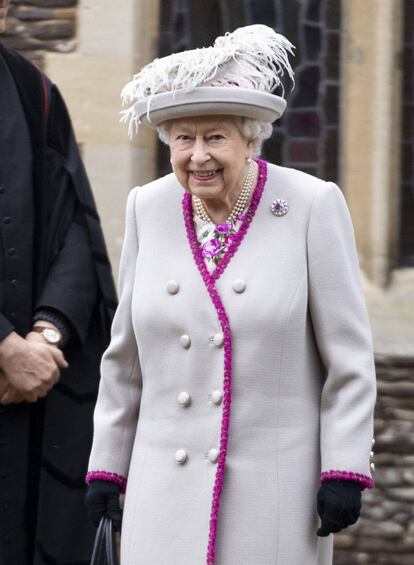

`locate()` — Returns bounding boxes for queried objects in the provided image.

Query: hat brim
[133,87,287,128]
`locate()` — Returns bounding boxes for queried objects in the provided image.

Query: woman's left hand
[316,480,362,536]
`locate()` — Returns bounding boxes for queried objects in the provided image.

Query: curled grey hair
[156,117,273,156]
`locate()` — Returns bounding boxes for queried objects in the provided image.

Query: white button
[166,280,179,294]
[177,392,191,407]
[370,462,375,472]
[207,448,219,463]
[371,438,375,447]
[180,334,191,349]
[175,449,188,464]
[370,451,374,459]
[212,333,224,348]
[211,390,223,405]
[232,279,246,293]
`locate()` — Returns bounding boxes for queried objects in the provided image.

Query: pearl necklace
[193,160,256,225]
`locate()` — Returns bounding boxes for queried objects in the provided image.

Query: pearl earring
[246,157,252,163]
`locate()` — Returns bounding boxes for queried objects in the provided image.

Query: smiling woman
[85,24,377,565]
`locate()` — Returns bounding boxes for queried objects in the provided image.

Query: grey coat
[88,163,376,565]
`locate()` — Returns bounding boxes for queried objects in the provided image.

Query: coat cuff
[320,469,374,490]
[85,471,127,494]
[0,314,14,342]
[33,308,72,347]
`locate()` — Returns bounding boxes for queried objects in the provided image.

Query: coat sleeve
[87,187,141,490]
[0,314,14,342]
[307,181,376,489]
[35,201,98,345]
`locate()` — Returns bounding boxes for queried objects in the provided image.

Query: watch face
[43,328,60,344]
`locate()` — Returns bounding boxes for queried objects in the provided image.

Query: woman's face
[169,116,252,202]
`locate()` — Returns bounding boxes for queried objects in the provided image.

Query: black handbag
[90,515,119,565]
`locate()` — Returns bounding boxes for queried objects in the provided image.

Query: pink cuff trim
[86,471,127,494]
[321,470,374,490]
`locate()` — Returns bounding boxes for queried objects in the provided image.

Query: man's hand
[0,332,68,402]
[0,371,8,397]
[0,370,24,405]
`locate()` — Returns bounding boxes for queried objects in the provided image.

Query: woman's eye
[209,135,224,141]
[176,134,191,141]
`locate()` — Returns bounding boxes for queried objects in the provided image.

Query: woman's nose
[191,140,210,163]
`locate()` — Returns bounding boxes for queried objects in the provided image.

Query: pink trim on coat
[183,159,267,565]
[85,471,127,494]
[320,470,374,490]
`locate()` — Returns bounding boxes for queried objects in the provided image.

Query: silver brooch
[271,199,289,217]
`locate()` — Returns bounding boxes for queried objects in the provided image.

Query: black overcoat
[0,45,117,565]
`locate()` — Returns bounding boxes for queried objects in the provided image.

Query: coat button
[0,187,4,194]
[370,462,375,472]
[370,451,374,459]
[232,279,246,293]
[166,280,179,294]
[8,248,15,256]
[175,449,188,464]
[3,217,11,224]
[207,448,219,463]
[210,390,223,405]
[179,334,191,349]
[371,438,375,447]
[177,392,191,407]
[212,333,224,347]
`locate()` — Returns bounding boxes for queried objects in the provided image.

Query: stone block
[12,1,77,7]
[378,381,414,397]
[385,486,414,502]
[14,6,76,21]
[29,20,75,40]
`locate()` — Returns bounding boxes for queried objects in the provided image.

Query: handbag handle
[91,515,119,565]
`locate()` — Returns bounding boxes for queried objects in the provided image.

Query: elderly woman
[85,25,376,565]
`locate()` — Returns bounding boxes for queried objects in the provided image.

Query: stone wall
[1,0,77,67]
[334,355,414,564]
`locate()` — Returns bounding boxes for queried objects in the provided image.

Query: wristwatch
[32,326,62,347]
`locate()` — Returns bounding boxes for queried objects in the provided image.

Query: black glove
[84,480,123,531]
[317,480,362,537]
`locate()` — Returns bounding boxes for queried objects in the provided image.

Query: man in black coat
[0,2,117,563]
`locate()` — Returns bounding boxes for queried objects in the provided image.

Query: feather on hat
[121,24,295,136]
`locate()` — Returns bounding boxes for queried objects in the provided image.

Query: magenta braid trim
[85,471,127,494]
[183,159,267,565]
[321,470,374,490]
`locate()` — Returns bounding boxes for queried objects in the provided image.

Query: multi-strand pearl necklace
[193,160,256,224]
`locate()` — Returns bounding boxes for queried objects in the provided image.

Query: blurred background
[2,1,414,563]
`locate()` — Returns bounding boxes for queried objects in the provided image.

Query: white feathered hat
[121,24,295,135]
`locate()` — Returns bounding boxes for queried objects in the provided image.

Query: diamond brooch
[271,199,289,217]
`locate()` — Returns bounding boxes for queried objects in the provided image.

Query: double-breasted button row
[177,390,223,407]
[167,279,247,295]
[174,448,219,465]
[179,333,224,348]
